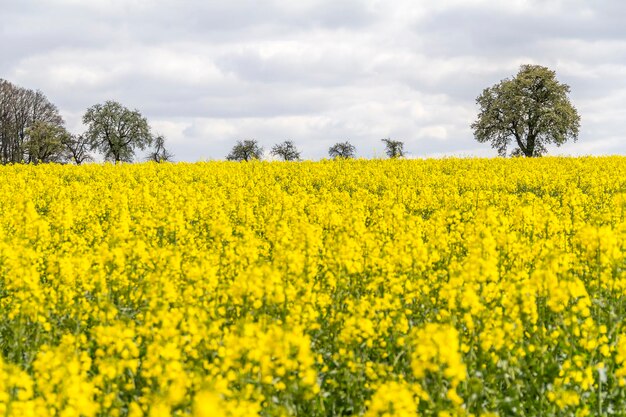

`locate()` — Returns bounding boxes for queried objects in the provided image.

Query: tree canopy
[472,65,580,157]
[25,121,70,164]
[83,101,152,163]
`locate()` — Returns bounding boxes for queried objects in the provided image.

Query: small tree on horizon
[381,138,404,158]
[227,139,263,161]
[271,140,301,161]
[328,141,356,159]
[146,134,174,162]
[472,64,580,157]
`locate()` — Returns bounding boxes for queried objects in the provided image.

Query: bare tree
[62,134,93,165]
[381,138,404,158]
[0,80,14,162]
[328,141,356,159]
[226,139,263,161]
[271,140,301,161]
[146,134,174,162]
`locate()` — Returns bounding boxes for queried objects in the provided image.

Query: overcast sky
[2,0,625,161]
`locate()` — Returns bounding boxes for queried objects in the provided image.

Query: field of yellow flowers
[1,157,626,416]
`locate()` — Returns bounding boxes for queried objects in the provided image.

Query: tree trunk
[514,133,529,157]
[525,133,536,157]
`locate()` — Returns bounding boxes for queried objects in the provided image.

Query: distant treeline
[1,64,581,164]
[0,78,402,164]
[0,79,170,164]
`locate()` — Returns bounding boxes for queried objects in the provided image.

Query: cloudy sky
[2,0,625,161]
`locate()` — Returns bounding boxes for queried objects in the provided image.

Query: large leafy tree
[472,65,580,157]
[83,101,152,163]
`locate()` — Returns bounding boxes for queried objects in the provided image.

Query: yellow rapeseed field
[1,157,626,417]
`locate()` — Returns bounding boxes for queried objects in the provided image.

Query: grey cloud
[417,1,626,58]
[2,0,625,161]
[1,0,376,49]
[215,46,368,87]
